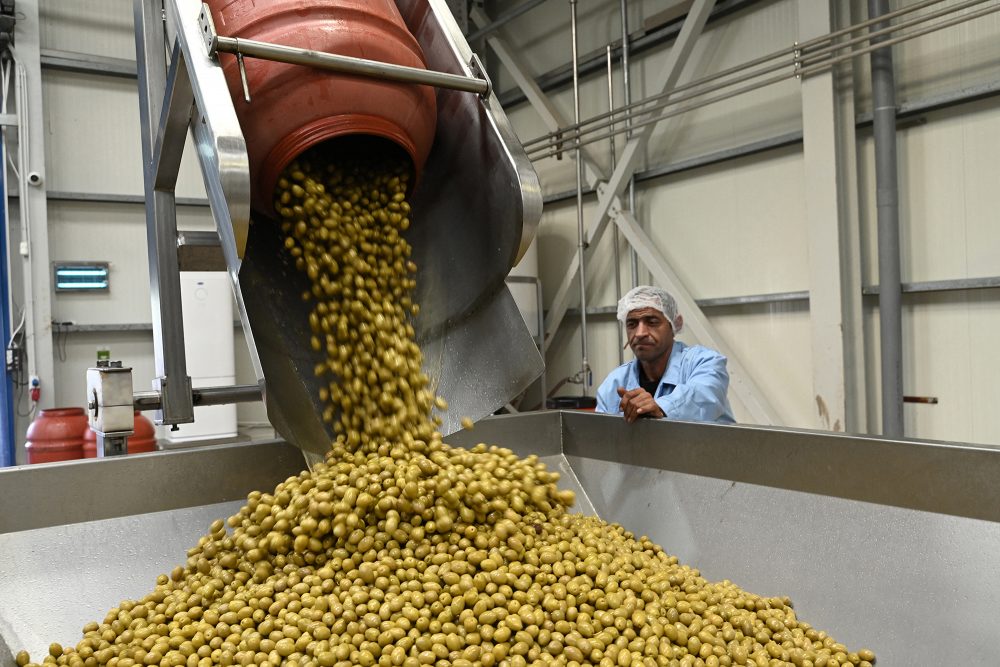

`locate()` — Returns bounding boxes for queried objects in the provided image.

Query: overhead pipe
[868,0,903,438]
[526,0,956,151]
[620,0,640,288]
[526,0,989,157]
[570,0,590,395]
[526,0,1000,160]
[607,46,624,365]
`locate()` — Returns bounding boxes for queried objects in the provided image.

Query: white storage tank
[165,272,238,444]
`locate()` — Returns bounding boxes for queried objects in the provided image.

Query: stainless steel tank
[3,413,1000,664]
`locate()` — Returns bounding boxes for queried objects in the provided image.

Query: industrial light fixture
[53,262,110,292]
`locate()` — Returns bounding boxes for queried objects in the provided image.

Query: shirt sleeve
[654,351,732,422]
[595,373,620,414]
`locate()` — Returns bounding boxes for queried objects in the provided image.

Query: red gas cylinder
[25,408,87,464]
[206,0,438,214]
[83,411,158,457]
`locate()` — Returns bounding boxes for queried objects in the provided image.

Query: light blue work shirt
[595,340,735,423]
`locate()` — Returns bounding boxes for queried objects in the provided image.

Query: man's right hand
[617,386,665,423]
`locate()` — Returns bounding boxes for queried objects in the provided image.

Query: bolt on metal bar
[524,0,973,154]
[210,35,490,96]
[528,0,1000,161]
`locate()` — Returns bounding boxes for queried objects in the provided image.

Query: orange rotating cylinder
[206,0,438,214]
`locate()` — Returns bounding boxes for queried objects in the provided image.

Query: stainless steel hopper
[4,413,1000,664]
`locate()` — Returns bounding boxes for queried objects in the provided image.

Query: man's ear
[674,314,683,333]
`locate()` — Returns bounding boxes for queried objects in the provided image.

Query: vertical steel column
[799,0,866,433]
[868,0,903,438]
[11,0,54,425]
[570,0,590,393]
[0,139,13,466]
[134,0,194,427]
[620,0,639,288]
[607,46,624,365]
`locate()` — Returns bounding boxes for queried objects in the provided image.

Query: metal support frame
[134,0,195,428]
[798,0,865,432]
[0,135,13,465]
[505,275,547,406]
[542,0,717,345]
[471,7,607,180]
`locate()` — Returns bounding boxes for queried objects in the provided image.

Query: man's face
[625,307,674,363]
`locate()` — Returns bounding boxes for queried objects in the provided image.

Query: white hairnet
[617,285,683,333]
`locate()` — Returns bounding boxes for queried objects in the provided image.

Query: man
[596,285,735,424]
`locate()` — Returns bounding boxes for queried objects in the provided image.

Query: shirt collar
[663,340,686,386]
[632,340,686,387]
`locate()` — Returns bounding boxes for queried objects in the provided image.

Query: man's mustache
[625,336,653,350]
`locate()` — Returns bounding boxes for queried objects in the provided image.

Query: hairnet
[617,285,683,333]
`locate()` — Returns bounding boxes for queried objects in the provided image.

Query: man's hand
[616,387,665,423]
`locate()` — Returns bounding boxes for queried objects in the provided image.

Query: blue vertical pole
[0,136,15,466]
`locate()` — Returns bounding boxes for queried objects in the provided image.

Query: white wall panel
[857,98,1000,286]
[866,290,1000,446]
[706,303,813,426]
[47,200,214,324]
[40,0,135,60]
[48,201,152,324]
[41,71,208,199]
[643,146,808,298]
[850,0,1000,113]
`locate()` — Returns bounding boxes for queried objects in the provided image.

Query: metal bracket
[86,360,135,457]
[198,3,218,55]
[468,51,493,99]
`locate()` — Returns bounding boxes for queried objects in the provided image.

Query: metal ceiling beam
[496,0,764,109]
[40,49,137,78]
[471,6,607,182]
[542,0,716,344]
[607,203,779,424]
[799,0,866,433]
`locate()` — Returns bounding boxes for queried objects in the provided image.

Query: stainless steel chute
[3,413,1000,663]
[139,0,542,457]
